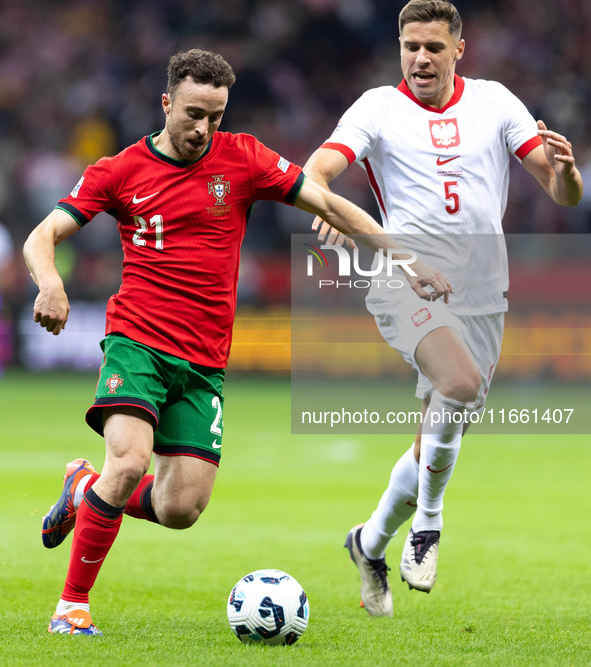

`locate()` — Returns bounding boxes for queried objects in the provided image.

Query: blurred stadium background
[0,0,590,378]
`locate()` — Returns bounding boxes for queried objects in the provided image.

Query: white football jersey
[323,75,542,315]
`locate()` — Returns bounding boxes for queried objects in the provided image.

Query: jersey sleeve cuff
[320,142,356,165]
[515,135,543,160]
[56,202,90,227]
[285,171,305,205]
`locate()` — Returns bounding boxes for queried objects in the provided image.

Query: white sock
[361,443,419,559]
[56,599,90,614]
[73,474,93,509]
[412,391,470,533]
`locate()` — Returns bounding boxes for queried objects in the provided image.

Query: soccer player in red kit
[24,49,452,635]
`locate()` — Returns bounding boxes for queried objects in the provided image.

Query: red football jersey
[57,131,304,367]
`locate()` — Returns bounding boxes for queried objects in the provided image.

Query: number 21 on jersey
[444,181,460,215]
[133,215,164,249]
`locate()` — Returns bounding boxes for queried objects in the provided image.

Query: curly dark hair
[167,49,236,98]
[399,0,462,39]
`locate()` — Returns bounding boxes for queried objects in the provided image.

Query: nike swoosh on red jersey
[436,155,460,166]
[132,191,160,204]
[426,463,454,473]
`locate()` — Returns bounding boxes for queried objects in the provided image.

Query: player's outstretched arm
[294,177,385,240]
[303,147,355,248]
[294,178,453,303]
[522,120,583,206]
[23,209,80,336]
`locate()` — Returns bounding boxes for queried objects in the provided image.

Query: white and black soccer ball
[227,569,310,645]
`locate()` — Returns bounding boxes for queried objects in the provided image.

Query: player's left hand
[537,120,576,176]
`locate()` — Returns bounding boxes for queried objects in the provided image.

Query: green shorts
[86,334,225,466]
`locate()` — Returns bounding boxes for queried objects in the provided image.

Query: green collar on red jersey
[146,131,213,167]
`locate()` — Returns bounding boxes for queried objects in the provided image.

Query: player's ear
[454,39,465,63]
[162,93,171,115]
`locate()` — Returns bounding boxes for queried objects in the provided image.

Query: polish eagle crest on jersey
[429,119,460,148]
[106,374,124,393]
[208,175,230,205]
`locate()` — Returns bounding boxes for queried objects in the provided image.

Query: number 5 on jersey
[444,181,461,215]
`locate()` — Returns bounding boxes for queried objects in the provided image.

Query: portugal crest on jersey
[208,175,230,205]
[106,374,124,393]
[429,118,460,148]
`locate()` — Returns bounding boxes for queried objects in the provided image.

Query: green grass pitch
[0,371,590,666]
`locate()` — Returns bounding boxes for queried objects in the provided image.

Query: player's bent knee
[439,372,480,404]
[118,451,151,477]
[158,506,202,530]
[156,496,210,530]
[108,453,151,492]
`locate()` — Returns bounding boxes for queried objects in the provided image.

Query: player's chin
[409,80,437,98]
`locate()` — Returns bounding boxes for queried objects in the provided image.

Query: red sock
[62,487,124,603]
[123,474,159,523]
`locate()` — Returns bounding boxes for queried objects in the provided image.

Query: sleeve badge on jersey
[70,176,85,198]
[429,119,460,148]
[334,119,343,133]
[277,157,290,173]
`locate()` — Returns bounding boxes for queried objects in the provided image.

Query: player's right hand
[33,285,70,335]
[312,216,358,249]
[406,259,453,304]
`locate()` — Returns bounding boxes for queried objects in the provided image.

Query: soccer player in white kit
[304,0,583,616]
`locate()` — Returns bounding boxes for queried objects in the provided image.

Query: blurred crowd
[0,0,590,366]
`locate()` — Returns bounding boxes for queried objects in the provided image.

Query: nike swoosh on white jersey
[132,191,160,204]
[212,440,222,449]
[81,556,104,564]
[436,155,460,166]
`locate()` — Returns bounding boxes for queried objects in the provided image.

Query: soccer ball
[227,569,310,645]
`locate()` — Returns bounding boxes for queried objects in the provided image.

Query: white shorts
[366,281,504,411]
